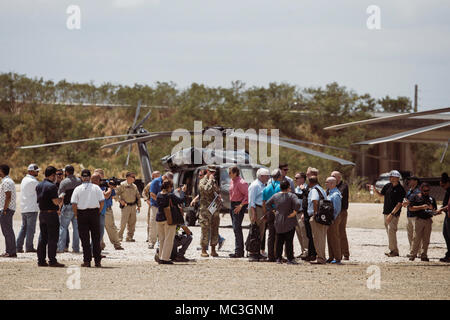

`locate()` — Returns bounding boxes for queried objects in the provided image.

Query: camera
[100,177,121,189]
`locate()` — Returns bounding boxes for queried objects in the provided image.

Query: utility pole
[414,84,418,112]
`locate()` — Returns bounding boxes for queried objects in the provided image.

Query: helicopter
[19,101,360,225]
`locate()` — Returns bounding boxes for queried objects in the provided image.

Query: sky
[1,0,449,110]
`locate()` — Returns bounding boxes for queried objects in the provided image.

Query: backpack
[313,187,334,226]
[245,223,261,254]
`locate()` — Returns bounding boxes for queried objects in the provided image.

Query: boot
[210,245,218,257]
[201,246,209,257]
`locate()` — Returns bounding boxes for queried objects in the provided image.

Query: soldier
[198,165,221,258]
[116,172,141,242]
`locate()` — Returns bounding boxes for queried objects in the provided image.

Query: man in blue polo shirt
[262,169,282,262]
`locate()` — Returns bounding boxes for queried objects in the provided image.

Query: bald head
[94,169,105,179]
[325,176,337,189]
[91,173,101,185]
[331,171,342,184]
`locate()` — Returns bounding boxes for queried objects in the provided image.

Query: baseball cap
[81,169,91,177]
[27,164,40,172]
[389,170,401,178]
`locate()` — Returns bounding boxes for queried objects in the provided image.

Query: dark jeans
[77,209,101,264]
[37,211,60,264]
[275,228,295,261]
[16,211,38,251]
[171,234,193,259]
[0,209,16,255]
[230,202,247,255]
[444,215,450,258]
[267,212,276,260]
[303,214,317,257]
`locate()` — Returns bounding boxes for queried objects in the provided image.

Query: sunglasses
[56,173,63,176]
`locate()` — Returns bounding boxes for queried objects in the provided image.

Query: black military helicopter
[19,101,359,225]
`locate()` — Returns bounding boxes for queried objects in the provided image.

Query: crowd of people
[0,162,449,267]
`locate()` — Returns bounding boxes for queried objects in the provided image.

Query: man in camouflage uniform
[198,165,221,257]
[116,172,141,242]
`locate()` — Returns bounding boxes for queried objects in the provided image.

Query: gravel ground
[0,195,449,300]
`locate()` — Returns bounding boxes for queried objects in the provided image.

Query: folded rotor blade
[229,131,355,166]
[18,133,147,149]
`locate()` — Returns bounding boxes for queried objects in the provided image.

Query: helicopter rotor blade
[229,131,355,166]
[278,137,390,160]
[100,131,203,149]
[125,144,132,167]
[17,133,149,150]
[134,110,152,129]
[131,100,142,131]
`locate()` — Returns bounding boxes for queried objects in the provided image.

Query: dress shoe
[439,257,450,263]
[174,256,190,262]
[421,257,430,262]
[229,253,244,258]
[0,253,17,258]
[49,262,65,267]
[305,255,316,262]
[248,255,260,262]
[385,251,399,257]
[160,260,174,265]
[17,249,24,253]
[26,249,37,253]
[81,262,91,267]
[38,262,49,267]
[267,258,276,262]
[101,254,107,259]
[95,263,102,268]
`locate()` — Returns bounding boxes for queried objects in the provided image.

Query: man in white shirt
[0,164,17,257]
[71,169,105,267]
[16,164,40,253]
[247,168,270,262]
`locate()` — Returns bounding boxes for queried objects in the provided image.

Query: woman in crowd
[156,180,186,265]
[265,180,301,264]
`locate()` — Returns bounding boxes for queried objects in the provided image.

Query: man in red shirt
[228,166,248,258]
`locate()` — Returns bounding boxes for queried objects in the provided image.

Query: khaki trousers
[199,210,220,248]
[148,206,158,245]
[104,207,121,247]
[407,216,422,254]
[338,209,349,258]
[157,220,176,261]
[327,213,342,261]
[118,205,137,241]
[295,213,309,254]
[311,219,329,264]
[411,218,432,258]
[384,214,399,254]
